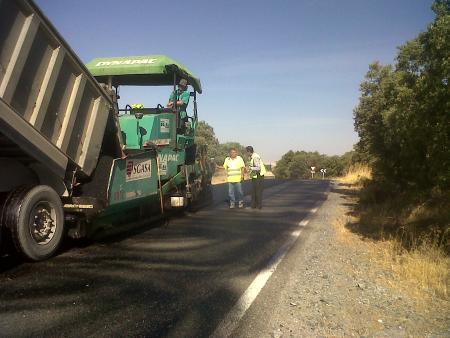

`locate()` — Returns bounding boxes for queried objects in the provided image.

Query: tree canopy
[273,150,353,179]
[353,0,450,194]
[195,121,247,165]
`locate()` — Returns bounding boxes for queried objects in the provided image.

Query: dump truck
[0,0,213,261]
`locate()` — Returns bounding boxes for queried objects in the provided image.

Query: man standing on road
[167,78,190,132]
[246,146,266,209]
[223,148,245,209]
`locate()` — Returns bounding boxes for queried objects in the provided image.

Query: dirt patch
[212,168,228,185]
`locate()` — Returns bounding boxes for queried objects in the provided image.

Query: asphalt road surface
[0,179,330,338]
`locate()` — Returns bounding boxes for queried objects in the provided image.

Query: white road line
[299,219,309,227]
[210,207,318,338]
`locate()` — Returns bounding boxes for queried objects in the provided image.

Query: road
[0,179,330,338]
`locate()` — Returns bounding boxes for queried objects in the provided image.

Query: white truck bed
[0,0,113,178]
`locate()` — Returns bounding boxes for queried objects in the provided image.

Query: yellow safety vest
[250,153,266,178]
[223,156,245,183]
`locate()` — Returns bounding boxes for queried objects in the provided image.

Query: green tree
[354,1,450,192]
[195,120,248,165]
[274,150,350,179]
[195,120,219,148]
[273,150,295,178]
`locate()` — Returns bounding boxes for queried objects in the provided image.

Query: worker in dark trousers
[246,146,267,209]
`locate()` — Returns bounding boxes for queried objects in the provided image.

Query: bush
[274,150,353,179]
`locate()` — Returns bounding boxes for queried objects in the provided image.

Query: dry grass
[338,164,372,187]
[388,239,450,299]
[211,168,227,185]
[333,216,357,245]
[333,210,450,301]
[335,163,450,299]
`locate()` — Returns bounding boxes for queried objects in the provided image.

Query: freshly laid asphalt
[0,179,330,338]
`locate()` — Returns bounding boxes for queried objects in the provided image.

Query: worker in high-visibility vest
[223,148,245,209]
[246,146,266,209]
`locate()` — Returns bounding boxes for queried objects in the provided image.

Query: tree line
[195,121,248,165]
[273,150,353,179]
[353,0,449,196]
[195,120,355,178]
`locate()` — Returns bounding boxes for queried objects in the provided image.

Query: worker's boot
[229,202,235,209]
[238,201,244,208]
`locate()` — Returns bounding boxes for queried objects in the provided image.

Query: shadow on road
[0,179,330,338]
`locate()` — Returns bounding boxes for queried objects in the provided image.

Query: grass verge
[336,165,450,300]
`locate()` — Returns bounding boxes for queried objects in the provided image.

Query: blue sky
[36,0,435,162]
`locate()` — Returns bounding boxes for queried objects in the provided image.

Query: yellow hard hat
[131,103,144,110]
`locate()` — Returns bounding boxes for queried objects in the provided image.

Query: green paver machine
[85,55,214,217]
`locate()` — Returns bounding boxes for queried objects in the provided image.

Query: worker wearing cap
[246,146,266,209]
[167,78,190,131]
[223,148,245,209]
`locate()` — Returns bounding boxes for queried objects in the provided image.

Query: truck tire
[4,185,64,261]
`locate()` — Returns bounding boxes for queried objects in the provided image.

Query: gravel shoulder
[231,181,450,338]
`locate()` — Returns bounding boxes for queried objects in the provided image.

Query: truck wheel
[4,186,64,261]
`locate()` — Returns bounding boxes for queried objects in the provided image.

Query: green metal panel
[107,153,158,209]
[141,113,174,146]
[119,115,140,149]
[157,148,185,180]
[119,113,176,150]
